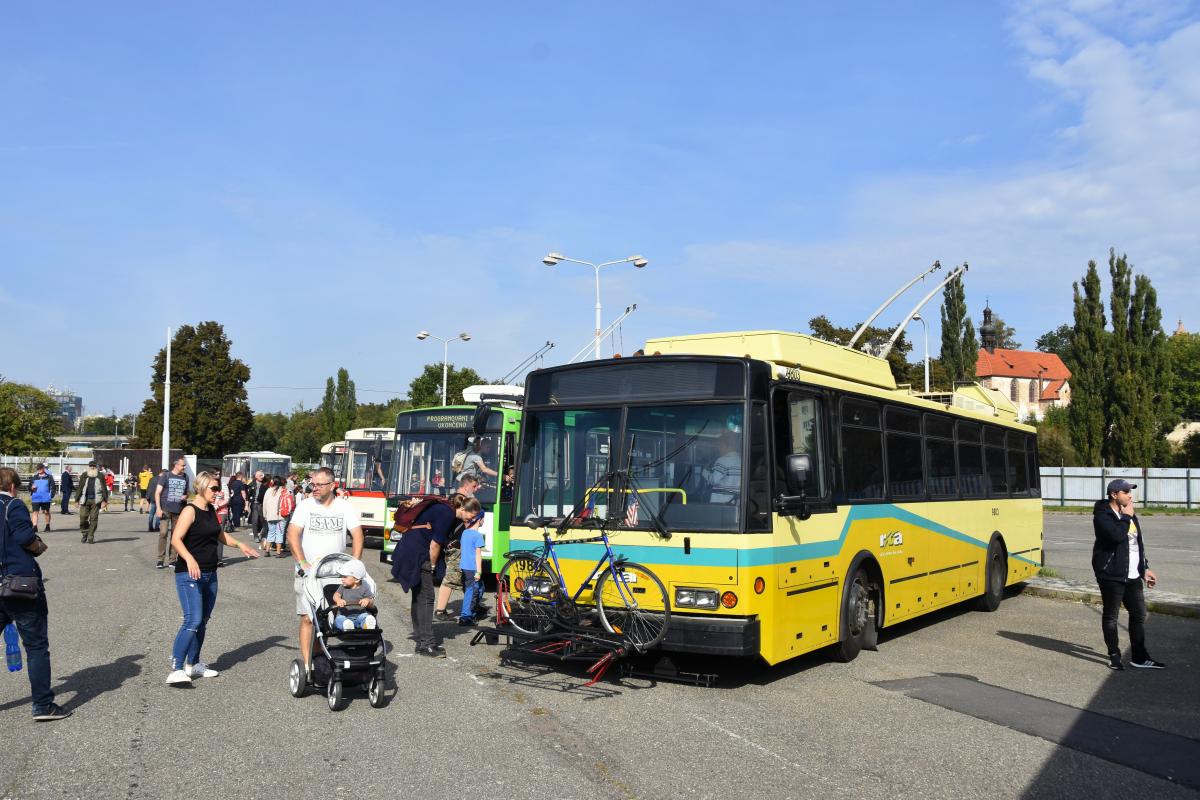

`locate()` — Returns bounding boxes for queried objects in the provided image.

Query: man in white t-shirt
[286,466,364,670]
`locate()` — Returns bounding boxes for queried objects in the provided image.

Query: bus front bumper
[660,615,760,657]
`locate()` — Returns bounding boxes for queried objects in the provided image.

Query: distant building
[974,305,1071,422]
[45,385,83,431]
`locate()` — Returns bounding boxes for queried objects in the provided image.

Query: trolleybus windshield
[517,401,750,532]
[388,430,502,505]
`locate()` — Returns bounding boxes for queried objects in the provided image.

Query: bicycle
[497,515,671,652]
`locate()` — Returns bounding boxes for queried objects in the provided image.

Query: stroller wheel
[288,659,309,698]
[327,679,344,711]
[368,674,386,708]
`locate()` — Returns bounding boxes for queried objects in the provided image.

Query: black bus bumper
[661,615,760,657]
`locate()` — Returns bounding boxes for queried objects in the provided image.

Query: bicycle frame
[529,528,640,611]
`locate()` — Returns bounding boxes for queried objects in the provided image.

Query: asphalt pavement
[2,509,1198,800]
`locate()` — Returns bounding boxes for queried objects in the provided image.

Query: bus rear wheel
[974,541,1006,612]
[836,567,874,663]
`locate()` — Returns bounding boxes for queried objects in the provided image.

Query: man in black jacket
[1092,479,1164,670]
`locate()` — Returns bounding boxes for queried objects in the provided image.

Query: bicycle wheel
[594,562,670,651]
[497,553,560,636]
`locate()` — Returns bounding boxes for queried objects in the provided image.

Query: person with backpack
[389,493,481,657]
[262,476,290,558]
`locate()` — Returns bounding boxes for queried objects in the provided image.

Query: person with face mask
[72,461,109,544]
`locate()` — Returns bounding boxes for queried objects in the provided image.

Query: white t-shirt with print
[290,496,362,571]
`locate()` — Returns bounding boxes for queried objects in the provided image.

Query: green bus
[381,401,522,574]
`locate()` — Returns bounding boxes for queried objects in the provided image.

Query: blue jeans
[172,571,218,669]
[148,501,159,531]
[0,592,54,715]
[333,611,372,629]
[460,569,481,621]
[266,519,285,545]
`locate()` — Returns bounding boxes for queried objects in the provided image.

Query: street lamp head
[912,313,922,321]
[630,255,648,268]
[459,333,472,342]
[543,252,563,266]
[416,331,429,340]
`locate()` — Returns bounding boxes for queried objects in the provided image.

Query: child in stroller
[288,553,387,710]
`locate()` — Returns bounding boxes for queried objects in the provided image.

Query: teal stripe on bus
[509,504,1039,570]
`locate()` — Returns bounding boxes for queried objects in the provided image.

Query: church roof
[976,348,1071,382]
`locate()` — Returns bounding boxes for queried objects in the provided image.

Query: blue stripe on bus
[518,504,1039,569]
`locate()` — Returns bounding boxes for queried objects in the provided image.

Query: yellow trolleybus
[509,330,1042,665]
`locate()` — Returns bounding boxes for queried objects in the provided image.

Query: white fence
[1040,466,1200,508]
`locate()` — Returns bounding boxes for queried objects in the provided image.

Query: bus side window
[957,421,984,498]
[841,398,883,501]
[501,431,516,502]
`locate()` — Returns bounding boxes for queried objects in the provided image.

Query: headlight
[674,587,718,609]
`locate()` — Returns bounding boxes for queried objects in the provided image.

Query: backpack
[391,496,452,536]
[278,490,295,518]
[450,451,469,474]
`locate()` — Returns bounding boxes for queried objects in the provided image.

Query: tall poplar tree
[1067,261,1107,464]
[334,368,357,436]
[939,275,978,383]
[320,378,336,442]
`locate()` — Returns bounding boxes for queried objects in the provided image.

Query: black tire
[975,540,1007,612]
[594,562,670,651]
[327,679,343,711]
[836,567,873,663]
[367,674,386,708]
[497,553,560,636]
[288,659,309,698]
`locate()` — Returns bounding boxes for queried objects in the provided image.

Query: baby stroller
[288,553,388,710]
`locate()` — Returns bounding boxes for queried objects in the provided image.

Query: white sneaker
[341,619,356,631]
[363,615,377,630]
[187,662,219,678]
[166,669,192,686]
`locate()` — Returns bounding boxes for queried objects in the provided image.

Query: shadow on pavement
[93,537,140,544]
[209,634,294,672]
[996,631,1109,665]
[0,653,144,714]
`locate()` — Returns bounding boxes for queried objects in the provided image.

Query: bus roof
[643,329,1023,425]
[343,428,392,440]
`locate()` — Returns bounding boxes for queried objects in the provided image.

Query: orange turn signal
[720,591,738,609]
[753,577,765,594]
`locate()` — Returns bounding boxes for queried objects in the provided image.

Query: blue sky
[3,1,1198,417]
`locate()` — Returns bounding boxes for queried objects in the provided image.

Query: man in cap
[73,461,109,543]
[1092,478,1165,670]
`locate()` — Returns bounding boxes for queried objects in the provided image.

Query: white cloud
[679,0,1200,346]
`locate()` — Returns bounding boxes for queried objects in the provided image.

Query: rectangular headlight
[674,587,718,608]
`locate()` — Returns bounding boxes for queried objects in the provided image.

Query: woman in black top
[167,472,259,686]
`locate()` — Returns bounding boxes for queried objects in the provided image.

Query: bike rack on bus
[468,605,718,688]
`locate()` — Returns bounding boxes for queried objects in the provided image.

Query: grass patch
[1038,567,1061,578]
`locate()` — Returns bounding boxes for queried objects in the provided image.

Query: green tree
[408,363,487,409]
[320,378,336,442]
[241,412,289,452]
[904,357,950,392]
[334,368,357,437]
[355,398,410,429]
[131,322,253,459]
[277,406,324,462]
[1067,261,1107,464]
[1167,333,1200,420]
[1175,431,1200,467]
[79,413,136,436]
[1035,324,1072,357]
[938,276,978,383]
[0,382,60,453]
[807,316,912,385]
[1028,406,1078,466]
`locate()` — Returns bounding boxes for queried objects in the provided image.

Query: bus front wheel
[974,541,1007,612]
[835,567,874,663]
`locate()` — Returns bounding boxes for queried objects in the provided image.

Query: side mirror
[787,453,812,492]
[472,404,492,436]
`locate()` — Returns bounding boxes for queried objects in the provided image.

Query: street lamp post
[912,313,930,393]
[543,252,647,359]
[417,331,471,406]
